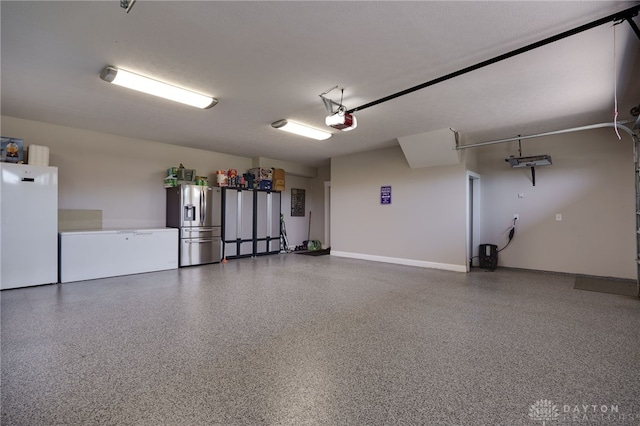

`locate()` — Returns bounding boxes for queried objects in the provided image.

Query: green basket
[306,240,321,251]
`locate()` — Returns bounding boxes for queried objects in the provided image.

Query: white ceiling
[2,1,639,167]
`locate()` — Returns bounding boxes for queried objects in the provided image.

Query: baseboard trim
[330,251,467,273]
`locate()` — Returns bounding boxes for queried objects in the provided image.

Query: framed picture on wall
[291,188,305,216]
[1,137,24,163]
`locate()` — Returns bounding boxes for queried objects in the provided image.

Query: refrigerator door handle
[200,186,209,226]
[186,239,217,244]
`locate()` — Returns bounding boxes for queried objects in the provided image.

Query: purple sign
[380,186,391,205]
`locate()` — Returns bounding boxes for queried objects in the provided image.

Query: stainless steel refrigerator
[1,163,58,289]
[166,185,221,267]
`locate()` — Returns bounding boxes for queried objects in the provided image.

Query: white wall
[476,127,635,279]
[10,114,630,278]
[266,164,329,249]
[330,127,635,279]
[2,116,252,228]
[249,157,322,248]
[277,164,329,248]
[279,174,311,248]
[309,165,330,244]
[331,145,468,271]
[1,116,325,236]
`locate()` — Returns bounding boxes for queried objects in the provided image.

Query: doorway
[324,181,331,249]
[466,172,481,271]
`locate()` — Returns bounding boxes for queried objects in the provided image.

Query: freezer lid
[60,228,179,236]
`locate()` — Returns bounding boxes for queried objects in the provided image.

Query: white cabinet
[59,228,178,283]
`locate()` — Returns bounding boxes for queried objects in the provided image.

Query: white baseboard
[330,251,467,273]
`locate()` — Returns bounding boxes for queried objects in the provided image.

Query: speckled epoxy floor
[2,254,640,425]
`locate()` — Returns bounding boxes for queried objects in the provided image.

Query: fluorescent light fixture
[100,66,217,109]
[271,119,332,140]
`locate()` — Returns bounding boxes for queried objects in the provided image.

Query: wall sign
[380,185,392,205]
[291,188,306,216]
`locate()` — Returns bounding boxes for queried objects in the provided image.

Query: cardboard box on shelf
[273,180,285,191]
[272,168,284,180]
[249,167,272,182]
[272,168,285,191]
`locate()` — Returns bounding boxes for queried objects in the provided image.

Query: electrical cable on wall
[497,217,518,253]
[469,217,517,267]
[613,23,622,140]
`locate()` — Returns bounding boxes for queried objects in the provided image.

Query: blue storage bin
[259,180,272,190]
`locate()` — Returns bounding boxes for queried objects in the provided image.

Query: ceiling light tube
[271,119,332,140]
[100,66,217,109]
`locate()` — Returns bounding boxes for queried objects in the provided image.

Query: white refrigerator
[0,163,58,290]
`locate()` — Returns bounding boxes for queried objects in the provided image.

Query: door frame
[324,181,331,249]
[466,171,481,271]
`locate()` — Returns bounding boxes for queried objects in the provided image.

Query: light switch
[556,214,562,221]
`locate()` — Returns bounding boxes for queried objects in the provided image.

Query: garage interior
[2,2,640,424]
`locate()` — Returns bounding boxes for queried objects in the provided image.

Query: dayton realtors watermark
[529,399,637,424]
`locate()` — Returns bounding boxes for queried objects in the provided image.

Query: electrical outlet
[518,193,524,198]
[514,214,519,220]
[556,214,562,221]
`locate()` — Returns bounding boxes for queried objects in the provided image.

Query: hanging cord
[469,217,517,265]
[337,88,347,116]
[613,23,622,140]
[321,86,348,117]
[497,217,517,253]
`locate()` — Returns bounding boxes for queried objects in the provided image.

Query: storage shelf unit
[222,188,281,259]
